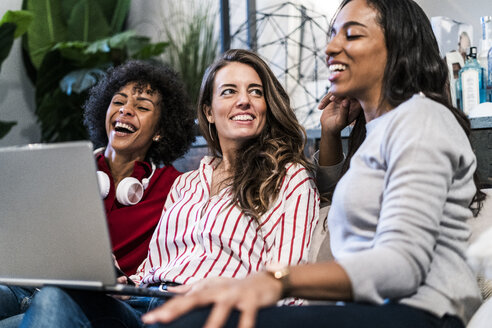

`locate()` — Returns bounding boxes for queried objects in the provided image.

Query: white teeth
[231,114,254,121]
[115,122,136,132]
[329,64,347,72]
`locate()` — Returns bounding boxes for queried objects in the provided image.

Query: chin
[329,86,353,99]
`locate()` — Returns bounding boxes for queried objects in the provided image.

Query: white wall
[0,0,38,147]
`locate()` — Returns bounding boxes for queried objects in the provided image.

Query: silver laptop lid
[0,141,116,288]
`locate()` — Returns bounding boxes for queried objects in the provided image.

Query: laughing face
[205,62,267,152]
[326,0,387,104]
[105,82,161,159]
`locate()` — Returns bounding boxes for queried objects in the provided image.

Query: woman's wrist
[264,264,291,298]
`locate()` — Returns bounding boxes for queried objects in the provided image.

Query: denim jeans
[0,285,37,328]
[19,286,164,328]
[0,315,23,328]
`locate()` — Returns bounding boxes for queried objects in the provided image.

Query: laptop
[0,141,174,298]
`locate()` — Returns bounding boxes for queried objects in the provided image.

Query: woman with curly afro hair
[0,60,196,327]
[83,59,195,276]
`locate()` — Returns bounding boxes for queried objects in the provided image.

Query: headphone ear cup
[116,177,144,206]
[97,171,111,199]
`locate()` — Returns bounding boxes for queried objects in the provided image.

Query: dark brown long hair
[197,49,314,219]
[332,0,484,215]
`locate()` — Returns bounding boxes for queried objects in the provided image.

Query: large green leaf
[25,0,68,69]
[109,0,131,33]
[60,0,79,22]
[131,41,169,60]
[0,23,16,72]
[52,41,89,62]
[0,10,34,38]
[0,121,17,139]
[67,0,110,42]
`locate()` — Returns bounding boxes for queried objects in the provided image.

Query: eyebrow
[331,21,367,34]
[136,96,156,105]
[218,83,263,89]
[113,92,156,106]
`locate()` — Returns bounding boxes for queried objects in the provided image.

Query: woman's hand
[170,276,235,295]
[142,272,282,328]
[112,254,132,300]
[317,93,362,166]
[318,93,361,136]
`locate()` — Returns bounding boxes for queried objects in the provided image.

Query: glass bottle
[480,16,492,101]
[488,46,492,101]
[479,17,492,70]
[458,47,486,114]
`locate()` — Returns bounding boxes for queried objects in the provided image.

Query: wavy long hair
[197,49,313,219]
[331,0,484,214]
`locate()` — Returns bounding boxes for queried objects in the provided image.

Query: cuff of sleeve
[314,151,345,194]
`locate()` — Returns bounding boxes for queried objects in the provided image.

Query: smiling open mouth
[114,122,136,133]
[329,64,347,72]
[231,114,254,121]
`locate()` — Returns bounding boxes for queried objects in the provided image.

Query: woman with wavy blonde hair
[198,48,315,219]
[131,48,319,288]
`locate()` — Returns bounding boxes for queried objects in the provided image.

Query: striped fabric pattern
[135,156,319,285]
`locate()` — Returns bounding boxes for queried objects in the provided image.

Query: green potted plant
[160,0,218,106]
[22,0,169,142]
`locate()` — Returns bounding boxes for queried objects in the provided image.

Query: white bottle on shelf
[479,16,492,89]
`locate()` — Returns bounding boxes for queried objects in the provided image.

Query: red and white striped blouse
[134,156,319,285]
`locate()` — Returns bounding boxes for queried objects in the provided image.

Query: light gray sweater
[318,94,482,324]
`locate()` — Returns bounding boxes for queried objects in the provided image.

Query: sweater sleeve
[336,99,476,303]
[313,151,345,195]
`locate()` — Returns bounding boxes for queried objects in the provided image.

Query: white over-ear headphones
[94,148,156,206]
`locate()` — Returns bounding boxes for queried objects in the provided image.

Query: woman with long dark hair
[142,1,484,327]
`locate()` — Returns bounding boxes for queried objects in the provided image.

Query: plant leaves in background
[108,0,131,33]
[36,88,88,141]
[0,10,34,38]
[20,0,169,142]
[86,30,135,54]
[162,0,218,106]
[34,50,78,104]
[131,41,169,60]
[59,68,106,95]
[24,0,68,69]
[0,23,16,72]
[67,0,110,42]
[52,41,90,62]
[0,121,17,139]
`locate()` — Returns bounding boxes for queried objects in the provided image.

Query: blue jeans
[19,287,164,328]
[147,303,464,328]
[0,315,23,328]
[0,285,37,328]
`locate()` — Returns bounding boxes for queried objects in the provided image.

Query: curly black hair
[83,60,196,165]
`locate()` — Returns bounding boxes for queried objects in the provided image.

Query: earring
[208,122,214,142]
[153,135,160,142]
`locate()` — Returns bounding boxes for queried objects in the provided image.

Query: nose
[236,91,251,109]
[119,104,134,116]
[325,34,341,61]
